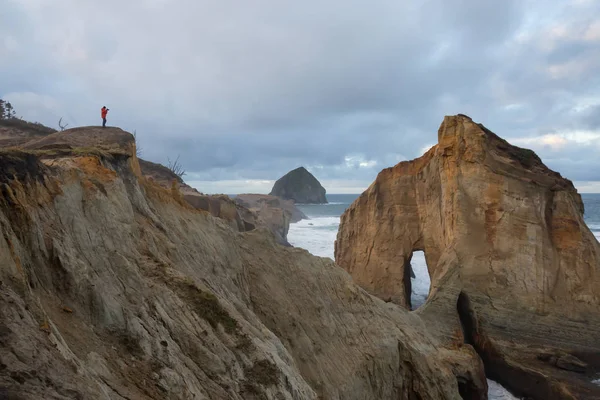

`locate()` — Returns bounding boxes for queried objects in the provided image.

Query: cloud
[575,181,600,193]
[1,0,599,193]
[511,134,569,151]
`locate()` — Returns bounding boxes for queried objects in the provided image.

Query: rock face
[0,126,486,399]
[335,115,600,399]
[235,194,307,223]
[0,122,293,247]
[270,167,327,204]
[234,194,307,245]
[138,159,257,233]
[138,161,300,244]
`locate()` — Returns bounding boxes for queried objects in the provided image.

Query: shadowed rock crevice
[403,255,413,309]
[456,375,482,400]
[457,292,476,347]
[456,291,564,400]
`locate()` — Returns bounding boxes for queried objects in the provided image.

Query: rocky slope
[0,126,485,399]
[335,115,600,399]
[235,194,307,224]
[138,161,303,244]
[270,167,327,204]
[0,120,293,243]
[0,120,259,237]
[138,159,259,233]
[0,118,56,148]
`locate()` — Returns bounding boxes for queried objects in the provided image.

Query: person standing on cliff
[101,106,109,128]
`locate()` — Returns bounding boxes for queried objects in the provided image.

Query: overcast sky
[1,0,599,193]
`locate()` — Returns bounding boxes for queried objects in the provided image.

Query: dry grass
[0,146,129,161]
[0,118,56,136]
[174,277,240,334]
[140,176,200,211]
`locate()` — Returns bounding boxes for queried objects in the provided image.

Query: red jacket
[101,108,108,118]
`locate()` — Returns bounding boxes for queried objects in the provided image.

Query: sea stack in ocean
[270,166,328,204]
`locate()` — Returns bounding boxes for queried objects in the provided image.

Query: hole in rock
[407,251,431,311]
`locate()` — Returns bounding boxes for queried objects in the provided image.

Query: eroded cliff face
[335,115,600,399]
[138,158,258,233]
[234,194,308,245]
[0,127,485,399]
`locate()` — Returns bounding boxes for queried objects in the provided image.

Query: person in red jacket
[101,106,109,127]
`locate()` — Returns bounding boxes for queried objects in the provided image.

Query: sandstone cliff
[138,161,303,244]
[270,167,327,204]
[335,115,600,399]
[235,194,307,224]
[0,120,261,237]
[0,126,485,399]
[234,194,307,245]
[138,159,259,233]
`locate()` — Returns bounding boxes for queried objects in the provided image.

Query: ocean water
[288,193,600,399]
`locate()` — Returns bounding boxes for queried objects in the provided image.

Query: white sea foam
[410,251,430,309]
[487,380,519,399]
[288,217,339,259]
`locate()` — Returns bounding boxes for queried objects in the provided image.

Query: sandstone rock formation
[235,194,307,224]
[138,158,258,232]
[138,161,303,244]
[0,122,295,246]
[0,126,485,399]
[234,194,307,245]
[270,167,327,204]
[335,115,600,399]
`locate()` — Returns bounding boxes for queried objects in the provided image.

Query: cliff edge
[234,194,307,245]
[335,115,600,399]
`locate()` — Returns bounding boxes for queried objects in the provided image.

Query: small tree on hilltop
[0,99,17,119]
[6,102,16,119]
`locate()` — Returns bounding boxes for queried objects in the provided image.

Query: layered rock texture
[138,161,301,244]
[335,115,600,399]
[138,159,258,233]
[234,194,307,245]
[0,126,487,399]
[0,119,287,241]
[270,167,327,204]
